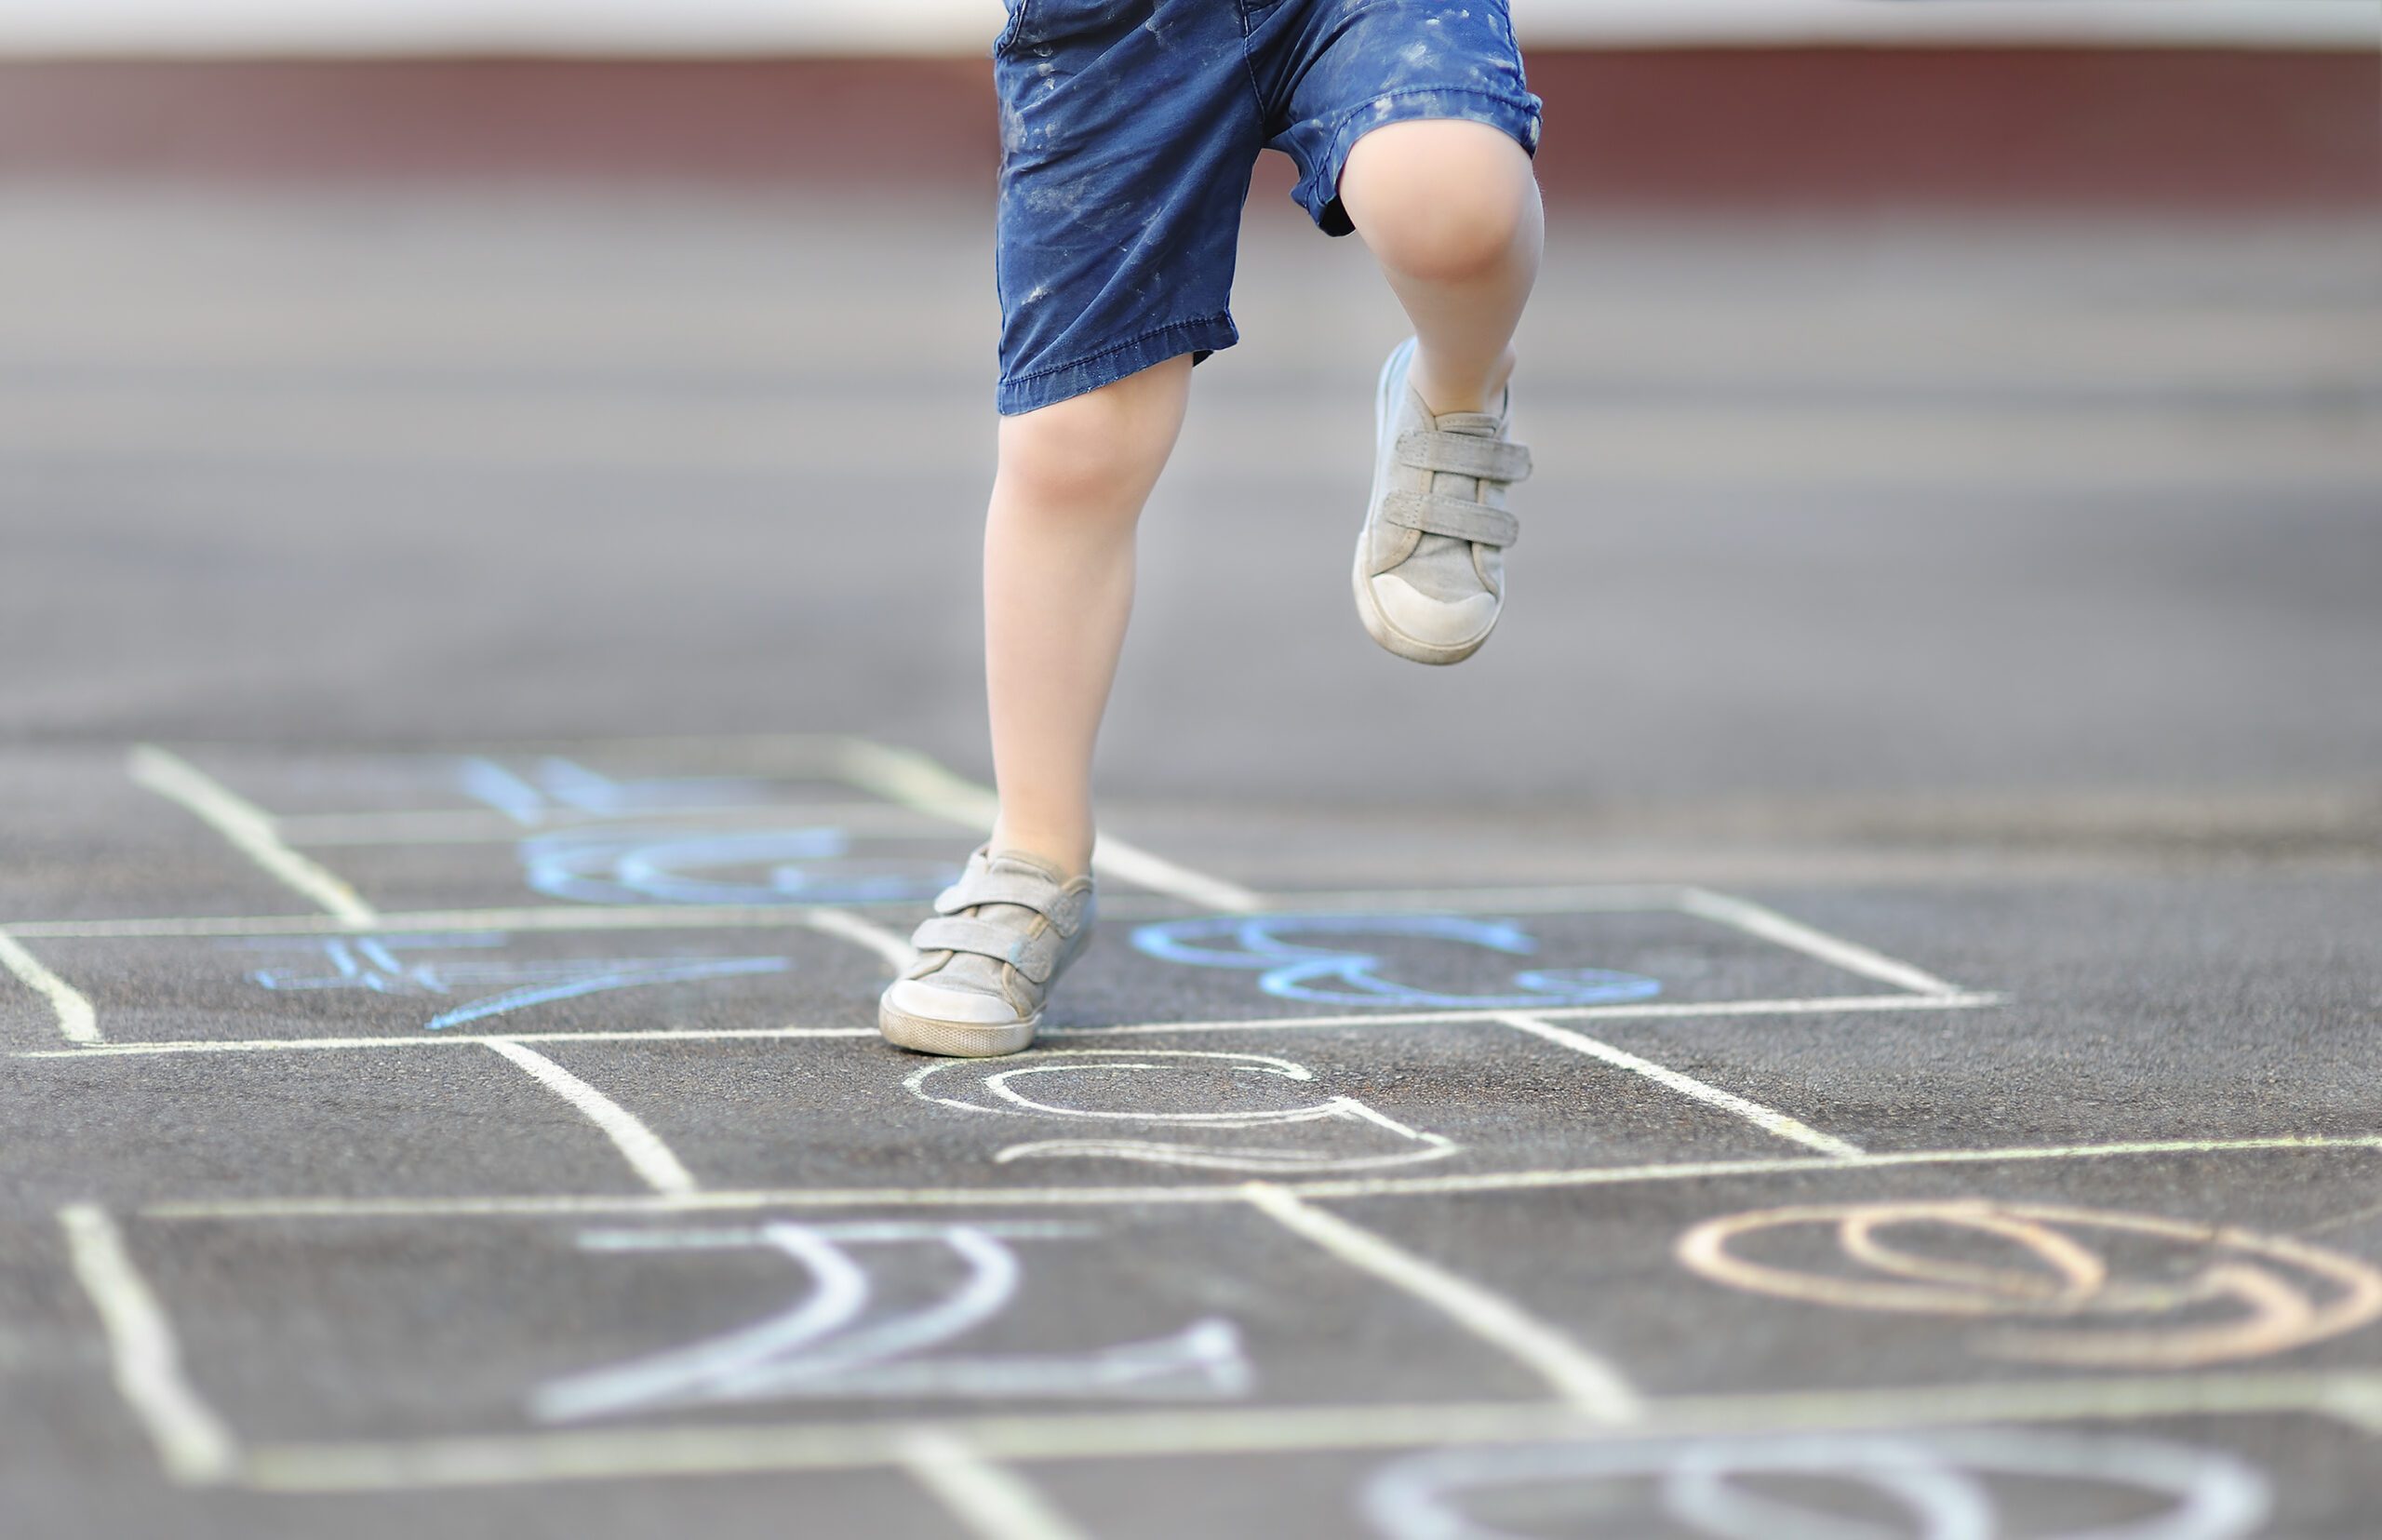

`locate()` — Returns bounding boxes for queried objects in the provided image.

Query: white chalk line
[0,904,930,940]
[276,803,954,846]
[0,892,1654,941]
[15,1026,877,1060]
[136,1134,2382,1223]
[1240,1183,1642,1422]
[1049,992,2002,1037]
[1676,888,1961,997]
[831,738,1002,830]
[90,739,1958,1001]
[830,735,1267,915]
[483,1040,699,1197]
[833,749,1949,980]
[1090,835,1265,916]
[0,885,1817,935]
[57,1203,241,1485]
[897,1428,1100,1540]
[229,1367,2382,1493]
[11,994,2003,1061]
[803,907,919,974]
[0,927,100,1044]
[127,745,378,925]
[0,877,1978,1019]
[1497,1014,1864,1159]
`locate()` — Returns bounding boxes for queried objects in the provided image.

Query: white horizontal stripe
[235,1367,2382,1493]
[1049,994,2004,1037]
[18,1026,876,1058]
[0,902,918,940]
[13,993,2001,1060]
[137,1134,2382,1223]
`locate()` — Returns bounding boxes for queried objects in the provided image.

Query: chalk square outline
[67,1181,2382,1496]
[67,1195,1589,1489]
[13,730,1996,1051]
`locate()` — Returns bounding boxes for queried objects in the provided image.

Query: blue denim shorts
[994,0,1541,415]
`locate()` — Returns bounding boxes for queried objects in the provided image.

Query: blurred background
[0,0,2375,883]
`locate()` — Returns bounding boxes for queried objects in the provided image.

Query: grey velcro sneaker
[1353,336,1532,666]
[878,847,1095,1058]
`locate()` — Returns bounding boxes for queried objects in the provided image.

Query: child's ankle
[985,826,1094,883]
[1410,345,1517,417]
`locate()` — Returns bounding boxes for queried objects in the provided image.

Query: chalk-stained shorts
[994,0,1541,415]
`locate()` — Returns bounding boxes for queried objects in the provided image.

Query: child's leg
[1339,116,1543,666]
[984,354,1193,878]
[879,355,1188,1057]
[1338,119,1544,415]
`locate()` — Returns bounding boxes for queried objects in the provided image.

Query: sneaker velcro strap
[1382,491,1521,549]
[911,915,1064,983]
[1396,429,1532,484]
[932,869,1064,918]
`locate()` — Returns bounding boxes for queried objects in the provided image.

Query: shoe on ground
[878,846,1095,1057]
[1352,336,1532,666]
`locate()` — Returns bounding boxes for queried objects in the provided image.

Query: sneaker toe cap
[885,976,1027,1027]
[1368,572,1499,646]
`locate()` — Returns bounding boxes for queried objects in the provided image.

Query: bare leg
[983,354,1193,877]
[1338,119,1543,414]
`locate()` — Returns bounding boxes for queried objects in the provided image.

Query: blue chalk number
[1130,914,1661,1009]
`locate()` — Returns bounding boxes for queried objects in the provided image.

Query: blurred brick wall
[0,50,2373,206]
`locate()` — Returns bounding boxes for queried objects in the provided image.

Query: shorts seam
[1002,313,1232,391]
[991,0,1029,57]
[1237,6,1268,127]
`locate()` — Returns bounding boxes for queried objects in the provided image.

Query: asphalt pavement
[0,182,2378,1538]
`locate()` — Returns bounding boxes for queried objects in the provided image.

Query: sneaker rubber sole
[877,998,1038,1058]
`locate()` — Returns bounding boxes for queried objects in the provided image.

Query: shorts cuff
[997,315,1240,415]
[1308,88,1544,236]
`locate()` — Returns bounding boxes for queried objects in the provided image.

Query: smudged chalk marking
[128,745,377,924]
[59,1203,239,1484]
[1496,1012,1862,1158]
[0,928,99,1043]
[1360,1428,2270,1540]
[1679,1199,2382,1370]
[483,1039,700,1197]
[533,1222,1246,1421]
[1242,1182,1641,1423]
[899,1428,1100,1540]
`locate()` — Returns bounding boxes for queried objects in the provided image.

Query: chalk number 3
[1131,915,1660,1009]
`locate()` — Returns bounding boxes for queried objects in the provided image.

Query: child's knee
[1342,120,1537,282]
[997,362,1188,512]
[1002,428,1144,511]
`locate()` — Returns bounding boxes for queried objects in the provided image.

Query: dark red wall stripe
[0,51,2373,206]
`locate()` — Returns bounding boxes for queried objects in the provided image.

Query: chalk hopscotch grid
[61,1185,2382,1496]
[56,741,1969,1292]
[7,739,1982,1181]
[48,735,2333,1513]
[4,740,1993,1052]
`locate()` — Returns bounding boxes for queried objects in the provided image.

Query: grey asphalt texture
[0,183,2378,1539]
